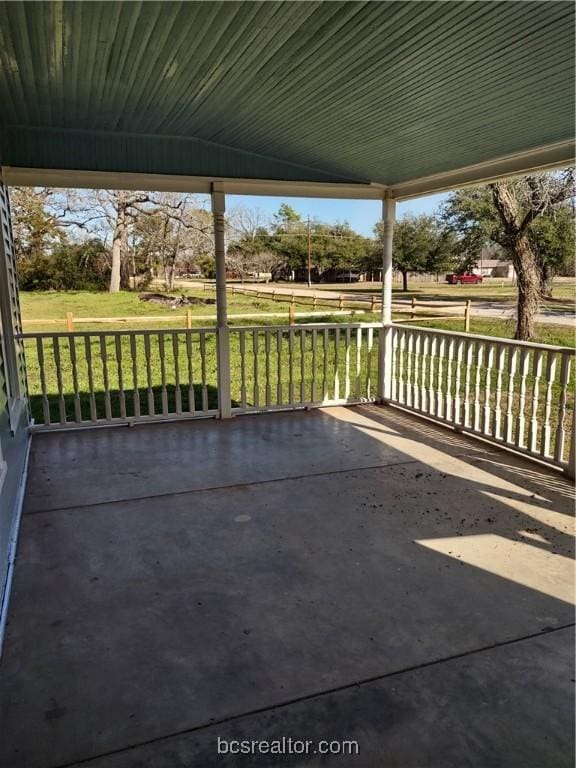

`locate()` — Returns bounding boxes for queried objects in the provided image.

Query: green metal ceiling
[0,1,574,195]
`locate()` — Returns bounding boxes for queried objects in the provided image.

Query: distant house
[471,246,515,279]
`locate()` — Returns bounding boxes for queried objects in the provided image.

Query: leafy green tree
[10,187,67,261]
[374,215,458,291]
[442,170,575,340]
[18,238,110,291]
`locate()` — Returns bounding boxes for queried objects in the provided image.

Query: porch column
[378,192,396,402]
[211,185,232,418]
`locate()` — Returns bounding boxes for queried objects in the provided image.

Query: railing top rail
[390,322,576,354]
[230,322,382,332]
[16,327,218,339]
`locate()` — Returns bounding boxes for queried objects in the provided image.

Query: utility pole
[307,215,312,288]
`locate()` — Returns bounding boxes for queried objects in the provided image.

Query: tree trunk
[110,203,127,293]
[510,234,540,341]
[490,183,541,342]
[538,262,554,299]
[402,270,408,292]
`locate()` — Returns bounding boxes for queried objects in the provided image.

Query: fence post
[370,296,376,312]
[313,294,317,310]
[339,295,344,310]
[411,298,417,319]
[288,303,295,325]
[464,300,471,332]
[186,309,192,329]
[66,311,74,332]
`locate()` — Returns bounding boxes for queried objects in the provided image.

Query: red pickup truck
[446,273,483,285]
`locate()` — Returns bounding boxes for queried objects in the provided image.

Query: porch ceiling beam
[3,138,572,202]
[389,140,575,200]
[0,167,385,201]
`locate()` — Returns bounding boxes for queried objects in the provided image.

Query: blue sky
[227,192,449,236]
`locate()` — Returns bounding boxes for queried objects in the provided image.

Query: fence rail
[18,322,575,474]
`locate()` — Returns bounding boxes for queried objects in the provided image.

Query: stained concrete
[1,405,574,768]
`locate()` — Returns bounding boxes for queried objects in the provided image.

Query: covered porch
[0,2,574,767]
[1,404,574,767]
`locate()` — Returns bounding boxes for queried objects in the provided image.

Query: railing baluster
[52,336,66,424]
[419,334,429,414]
[436,336,446,419]
[200,331,208,412]
[115,334,126,418]
[504,346,518,444]
[265,330,272,407]
[406,331,414,408]
[482,343,494,436]
[36,336,50,425]
[515,347,531,448]
[365,327,374,401]
[355,327,362,401]
[453,338,463,424]
[253,329,259,408]
[68,335,82,423]
[130,334,141,418]
[172,332,182,414]
[144,333,154,416]
[288,328,295,405]
[412,332,421,410]
[323,328,329,402]
[277,330,283,406]
[492,344,506,439]
[334,327,340,401]
[344,327,351,401]
[528,350,544,453]
[100,335,112,420]
[554,352,571,462]
[311,329,317,403]
[445,338,455,421]
[390,327,398,402]
[473,341,484,431]
[300,328,306,403]
[541,351,557,457]
[397,329,406,405]
[158,333,168,415]
[186,330,196,415]
[427,334,436,416]
[462,338,473,428]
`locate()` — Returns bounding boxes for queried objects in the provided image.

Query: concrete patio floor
[0,404,574,768]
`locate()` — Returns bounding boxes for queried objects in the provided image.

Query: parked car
[446,273,483,285]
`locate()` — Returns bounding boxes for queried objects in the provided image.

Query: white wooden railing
[19,328,219,427]
[229,323,380,412]
[17,323,575,474]
[387,325,575,471]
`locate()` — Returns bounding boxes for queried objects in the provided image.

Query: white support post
[378,193,396,402]
[211,185,232,419]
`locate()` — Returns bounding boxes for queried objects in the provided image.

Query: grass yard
[19,288,320,332]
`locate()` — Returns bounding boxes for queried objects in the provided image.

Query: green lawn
[19,288,320,331]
